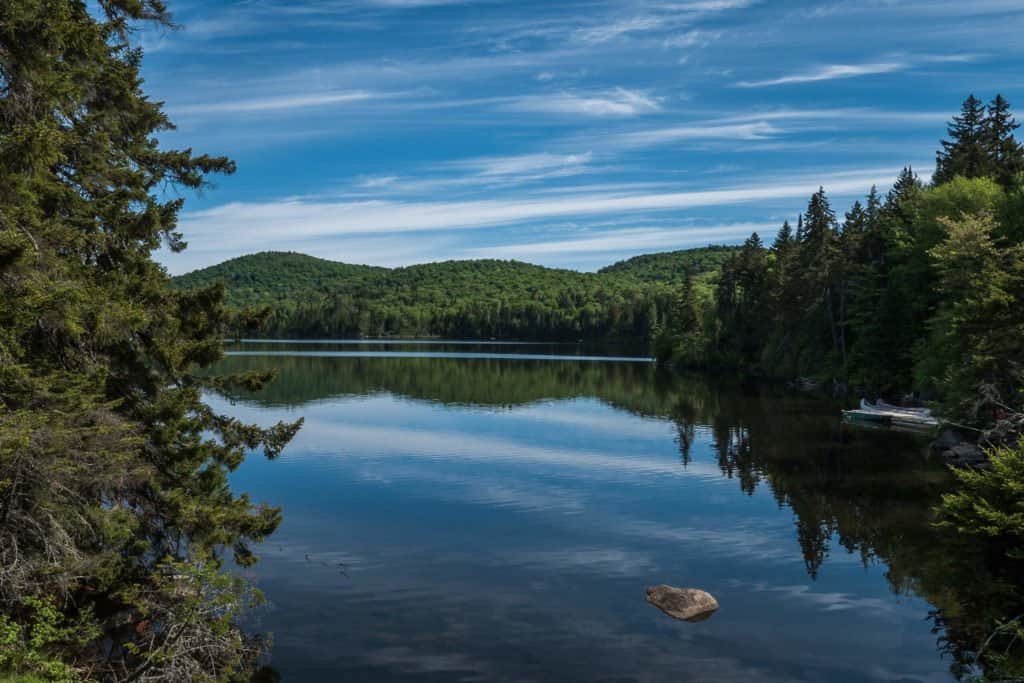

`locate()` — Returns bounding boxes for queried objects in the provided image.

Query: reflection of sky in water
[219,358,952,683]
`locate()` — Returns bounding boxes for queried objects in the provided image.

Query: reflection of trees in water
[213,351,1022,680]
[665,379,1024,680]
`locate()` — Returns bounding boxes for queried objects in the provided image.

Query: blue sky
[141,0,1024,274]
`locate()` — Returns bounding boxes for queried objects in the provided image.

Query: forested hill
[599,245,738,283]
[171,247,738,340]
[171,251,387,308]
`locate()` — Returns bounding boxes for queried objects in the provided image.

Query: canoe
[845,400,939,430]
[859,399,933,417]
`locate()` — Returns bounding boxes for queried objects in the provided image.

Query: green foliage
[171,251,387,309]
[173,250,738,342]
[936,438,1024,680]
[598,245,738,283]
[939,438,1024,559]
[0,0,299,679]
[648,96,1024,431]
[936,94,1024,187]
[0,596,98,683]
[652,274,706,365]
[916,212,1024,411]
[115,556,269,682]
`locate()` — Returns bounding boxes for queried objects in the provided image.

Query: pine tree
[845,186,891,385]
[884,167,924,248]
[0,1,301,679]
[935,94,990,184]
[801,187,837,252]
[653,273,704,365]
[842,200,867,242]
[861,185,884,263]
[794,188,845,369]
[795,214,806,242]
[773,220,793,251]
[984,94,1024,187]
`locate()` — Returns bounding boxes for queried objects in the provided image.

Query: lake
[209,341,982,682]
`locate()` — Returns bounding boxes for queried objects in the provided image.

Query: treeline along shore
[177,96,1024,432]
[171,248,737,342]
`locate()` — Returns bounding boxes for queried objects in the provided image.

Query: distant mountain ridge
[172,247,739,309]
[170,251,388,308]
[170,247,740,340]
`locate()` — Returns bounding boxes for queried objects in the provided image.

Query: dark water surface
[211,341,969,682]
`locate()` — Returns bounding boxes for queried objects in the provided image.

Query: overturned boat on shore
[843,399,940,431]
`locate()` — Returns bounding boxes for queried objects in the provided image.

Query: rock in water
[645,585,719,622]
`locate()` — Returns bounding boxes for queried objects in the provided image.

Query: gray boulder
[645,585,719,622]
[942,443,987,466]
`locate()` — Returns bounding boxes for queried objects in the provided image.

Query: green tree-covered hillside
[598,245,738,283]
[171,251,387,308]
[172,248,737,340]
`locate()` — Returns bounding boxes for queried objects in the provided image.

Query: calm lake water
[210,341,972,682]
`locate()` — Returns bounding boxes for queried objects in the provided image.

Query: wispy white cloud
[662,0,757,10]
[462,223,775,260]
[574,16,668,44]
[356,175,401,189]
[505,89,661,117]
[347,153,598,197]
[711,107,951,125]
[175,169,895,263]
[174,90,375,114]
[804,0,1023,18]
[736,62,907,88]
[445,152,594,177]
[662,29,720,48]
[452,152,598,179]
[610,121,781,147]
[919,53,982,64]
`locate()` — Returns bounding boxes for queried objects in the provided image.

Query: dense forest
[655,95,1024,426]
[172,248,737,341]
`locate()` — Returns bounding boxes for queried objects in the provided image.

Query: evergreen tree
[773,220,794,251]
[842,200,867,242]
[801,187,837,250]
[861,185,884,263]
[935,94,990,184]
[794,214,806,242]
[984,94,1024,187]
[0,1,301,679]
[712,233,771,368]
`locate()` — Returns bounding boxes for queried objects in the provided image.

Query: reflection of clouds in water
[216,371,951,682]
[281,419,724,481]
[351,464,590,515]
[726,579,898,615]
[510,546,657,577]
[235,405,874,577]
[606,516,802,565]
[242,413,837,570]
[502,399,677,440]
